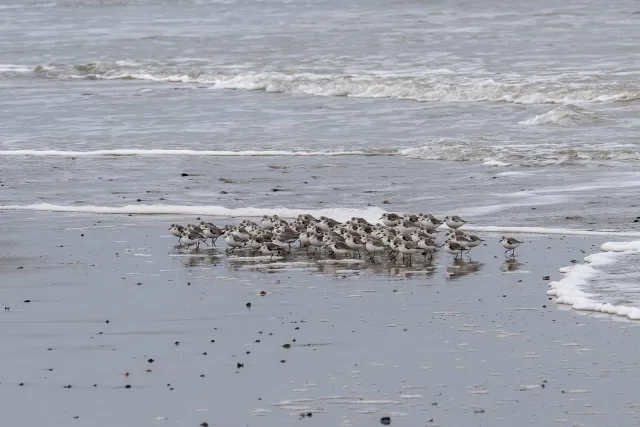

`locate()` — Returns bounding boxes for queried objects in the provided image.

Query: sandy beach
[1,211,638,427]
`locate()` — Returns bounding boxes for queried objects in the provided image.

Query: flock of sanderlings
[168,213,524,263]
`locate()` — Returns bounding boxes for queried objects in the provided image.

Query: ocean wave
[3,203,640,238]
[0,64,33,74]
[3,142,640,166]
[7,62,638,105]
[519,104,606,126]
[0,149,392,157]
[398,137,640,165]
[547,241,640,321]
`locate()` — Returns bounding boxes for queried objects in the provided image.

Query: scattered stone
[380,416,391,425]
[124,385,131,389]
[147,358,155,363]
[246,302,252,308]
[23,300,31,303]
[181,173,189,177]
[280,360,286,363]
[260,290,267,296]
[64,385,72,389]
[282,344,291,349]
[237,363,244,369]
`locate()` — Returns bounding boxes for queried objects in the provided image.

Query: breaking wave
[519,104,606,126]
[2,61,637,105]
[548,241,640,321]
[0,149,392,157]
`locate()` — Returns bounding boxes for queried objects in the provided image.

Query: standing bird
[445,215,467,229]
[443,241,466,260]
[500,236,523,256]
[169,224,185,242]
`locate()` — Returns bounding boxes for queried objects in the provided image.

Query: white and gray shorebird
[380,213,402,227]
[200,222,222,246]
[443,241,467,259]
[418,214,443,231]
[500,236,523,256]
[223,231,245,253]
[362,235,386,261]
[445,215,467,230]
[259,242,282,260]
[396,239,421,263]
[326,240,352,258]
[179,230,208,250]
[169,224,185,242]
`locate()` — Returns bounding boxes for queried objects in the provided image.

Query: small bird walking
[500,236,523,256]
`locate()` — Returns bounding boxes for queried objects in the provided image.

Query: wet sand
[1,211,638,427]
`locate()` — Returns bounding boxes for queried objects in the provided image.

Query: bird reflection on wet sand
[445,259,484,280]
[170,245,481,280]
[501,258,522,273]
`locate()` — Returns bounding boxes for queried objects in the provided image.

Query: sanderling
[415,237,438,261]
[443,241,466,259]
[344,234,365,257]
[260,215,276,229]
[445,215,466,229]
[396,239,421,263]
[179,231,207,250]
[307,232,325,254]
[362,235,386,261]
[380,213,401,227]
[223,232,245,253]
[259,242,282,260]
[318,216,341,231]
[201,223,222,246]
[396,220,418,236]
[326,240,352,258]
[500,236,523,256]
[418,214,442,231]
[169,224,185,241]
[465,235,484,251]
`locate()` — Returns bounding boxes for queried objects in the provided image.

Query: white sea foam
[31,63,640,105]
[3,203,640,238]
[519,104,605,126]
[3,145,639,166]
[0,149,388,157]
[547,242,640,320]
[0,203,388,225]
[0,64,32,73]
[482,159,512,167]
[600,241,640,252]
[399,137,640,165]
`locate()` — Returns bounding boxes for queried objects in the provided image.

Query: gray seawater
[2,0,640,231]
